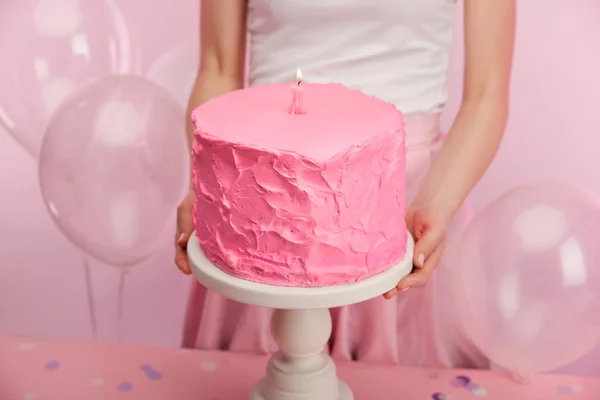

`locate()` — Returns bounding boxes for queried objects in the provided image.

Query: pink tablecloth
[0,334,598,400]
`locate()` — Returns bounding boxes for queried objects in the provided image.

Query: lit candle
[290,68,305,114]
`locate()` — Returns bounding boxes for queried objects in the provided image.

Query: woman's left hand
[383,204,447,299]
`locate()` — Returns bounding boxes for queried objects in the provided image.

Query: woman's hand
[383,203,447,299]
[174,190,195,275]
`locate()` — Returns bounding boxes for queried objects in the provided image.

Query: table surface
[0,334,598,400]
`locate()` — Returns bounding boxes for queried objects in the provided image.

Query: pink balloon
[0,0,135,158]
[453,182,600,374]
[38,75,189,267]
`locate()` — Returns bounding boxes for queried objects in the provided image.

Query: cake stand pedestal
[188,233,414,400]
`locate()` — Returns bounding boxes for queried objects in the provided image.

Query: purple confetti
[466,382,481,391]
[449,375,471,388]
[117,382,134,392]
[432,393,449,400]
[44,361,61,371]
[146,370,163,381]
[428,372,441,380]
[557,385,574,394]
[140,365,163,381]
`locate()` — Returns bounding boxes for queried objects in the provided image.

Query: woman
[175,0,515,367]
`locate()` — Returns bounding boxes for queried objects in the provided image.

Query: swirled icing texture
[191,83,407,287]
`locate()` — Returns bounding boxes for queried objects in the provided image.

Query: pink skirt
[182,113,488,368]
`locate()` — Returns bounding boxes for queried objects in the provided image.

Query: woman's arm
[185,0,247,149]
[385,0,516,296]
[413,0,516,222]
[175,0,247,274]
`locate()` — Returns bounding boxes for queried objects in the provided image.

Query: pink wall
[1,0,599,375]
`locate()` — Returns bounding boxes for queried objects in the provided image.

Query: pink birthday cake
[191,80,407,287]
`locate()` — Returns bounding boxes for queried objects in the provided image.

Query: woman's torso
[247,0,457,114]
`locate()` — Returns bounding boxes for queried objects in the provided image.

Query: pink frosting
[191,83,407,287]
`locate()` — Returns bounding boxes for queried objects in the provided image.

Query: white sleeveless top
[247,0,456,114]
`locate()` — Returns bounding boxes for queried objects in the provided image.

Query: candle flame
[296,68,302,84]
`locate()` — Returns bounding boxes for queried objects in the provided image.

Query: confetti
[557,385,574,394]
[471,387,488,397]
[44,360,61,371]
[571,384,583,392]
[117,382,134,392]
[146,370,163,380]
[19,343,36,351]
[432,393,449,400]
[141,365,163,381]
[92,378,105,387]
[202,361,217,371]
[449,375,471,388]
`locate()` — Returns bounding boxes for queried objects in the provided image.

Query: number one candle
[290,68,305,114]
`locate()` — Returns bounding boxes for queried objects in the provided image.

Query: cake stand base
[188,233,414,400]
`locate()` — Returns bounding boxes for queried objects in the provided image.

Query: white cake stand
[188,233,414,400]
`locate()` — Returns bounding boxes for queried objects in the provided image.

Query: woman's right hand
[175,190,195,275]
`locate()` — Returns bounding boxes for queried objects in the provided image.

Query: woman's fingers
[400,241,445,289]
[175,230,192,275]
[174,196,195,275]
[175,248,192,275]
[383,240,445,299]
[412,227,446,268]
